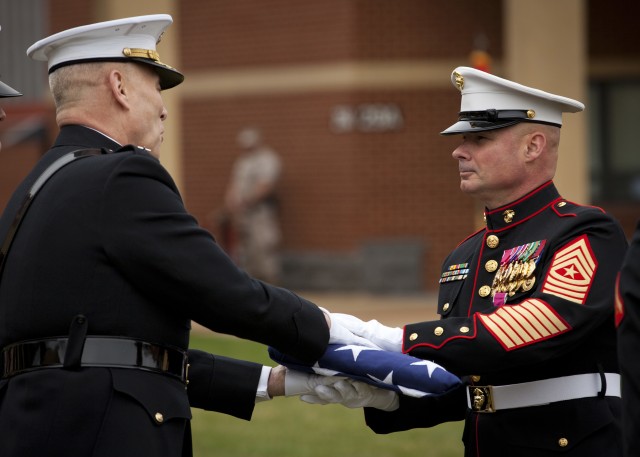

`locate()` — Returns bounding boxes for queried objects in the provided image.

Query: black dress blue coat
[0,125,329,456]
[365,181,627,456]
[617,220,640,457]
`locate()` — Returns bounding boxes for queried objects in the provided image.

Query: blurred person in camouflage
[224,127,282,283]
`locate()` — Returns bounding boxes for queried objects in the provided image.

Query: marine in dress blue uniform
[344,68,627,456]
[0,15,329,457]
[616,220,640,457]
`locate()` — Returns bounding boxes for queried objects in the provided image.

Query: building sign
[330,103,404,133]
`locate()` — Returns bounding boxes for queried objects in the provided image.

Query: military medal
[491,240,546,305]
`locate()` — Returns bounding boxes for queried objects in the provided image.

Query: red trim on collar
[485,181,554,216]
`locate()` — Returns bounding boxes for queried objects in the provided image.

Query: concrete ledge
[281,238,425,293]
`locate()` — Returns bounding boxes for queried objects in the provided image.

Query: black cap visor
[440,109,561,136]
[440,119,520,136]
[0,80,22,98]
[129,57,184,90]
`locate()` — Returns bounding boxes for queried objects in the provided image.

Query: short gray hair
[49,61,133,110]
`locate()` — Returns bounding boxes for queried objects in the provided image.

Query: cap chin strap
[458,109,535,122]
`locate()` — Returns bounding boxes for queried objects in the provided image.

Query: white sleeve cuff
[255,366,272,403]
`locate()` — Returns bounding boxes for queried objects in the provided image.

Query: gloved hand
[321,308,382,349]
[301,379,399,411]
[284,369,346,396]
[330,313,403,352]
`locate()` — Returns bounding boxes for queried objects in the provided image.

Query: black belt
[2,336,188,382]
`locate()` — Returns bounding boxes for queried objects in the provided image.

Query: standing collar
[53,124,122,151]
[484,181,561,231]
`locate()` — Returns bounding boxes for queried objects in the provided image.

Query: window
[0,0,48,102]
[589,80,640,203]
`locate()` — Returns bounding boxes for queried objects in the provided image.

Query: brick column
[504,0,588,203]
[93,0,184,192]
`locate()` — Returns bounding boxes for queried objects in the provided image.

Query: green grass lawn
[189,332,465,457]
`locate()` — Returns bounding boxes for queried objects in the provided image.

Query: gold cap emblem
[453,71,464,91]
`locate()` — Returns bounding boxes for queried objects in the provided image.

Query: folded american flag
[269,344,461,398]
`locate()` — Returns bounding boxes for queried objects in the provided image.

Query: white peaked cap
[441,66,584,135]
[26,14,183,90]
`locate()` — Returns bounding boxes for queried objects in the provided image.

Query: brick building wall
[179,0,503,291]
[0,0,638,292]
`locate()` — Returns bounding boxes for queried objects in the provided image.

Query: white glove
[284,369,346,396]
[321,308,381,349]
[330,313,403,352]
[301,379,399,411]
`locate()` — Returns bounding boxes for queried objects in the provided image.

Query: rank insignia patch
[439,263,469,283]
[491,240,546,306]
[541,235,597,305]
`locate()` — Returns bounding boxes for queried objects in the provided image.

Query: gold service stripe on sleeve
[479,299,570,350]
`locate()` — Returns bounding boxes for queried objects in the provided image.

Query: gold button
[442,302,450,312]
[558,201,566,207]
[155,412,164,424]
[460,326,470,333]
[527,109,536,119]
[486,235,499,249]
[434,327,444,336]
[471,375,481,383]
[479,285,492,297]
[558,438,568,447]
[485,260,498,273]
[409,332,418,341]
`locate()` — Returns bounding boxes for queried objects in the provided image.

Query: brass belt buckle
[469,385,495,413]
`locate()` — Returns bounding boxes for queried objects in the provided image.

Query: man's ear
[108,69,129,109]
[524,131,547,162]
